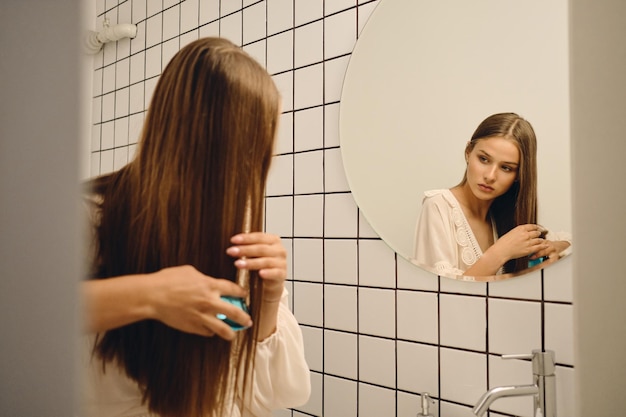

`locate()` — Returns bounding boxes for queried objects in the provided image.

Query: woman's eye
[501,165,513,172]
[479,156,488,163]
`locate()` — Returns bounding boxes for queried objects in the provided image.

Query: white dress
[411,189,572,279]
[411,189,499,278]
[81,288,311,417]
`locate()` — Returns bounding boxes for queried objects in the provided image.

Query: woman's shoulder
[422,189,458,208]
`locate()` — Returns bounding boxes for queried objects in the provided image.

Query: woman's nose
[484,166,497,182]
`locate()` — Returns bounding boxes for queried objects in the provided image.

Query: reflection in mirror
[340,0,572,281]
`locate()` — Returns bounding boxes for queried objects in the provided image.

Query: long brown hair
[460,112,538,273]
[87,37,280,416]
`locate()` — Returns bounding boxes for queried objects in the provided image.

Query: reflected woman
[411,112,571,278]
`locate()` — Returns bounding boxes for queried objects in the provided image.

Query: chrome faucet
[473,349,556,417]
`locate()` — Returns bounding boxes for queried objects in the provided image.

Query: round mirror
[340,0,572,281]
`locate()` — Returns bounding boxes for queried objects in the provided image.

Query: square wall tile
[397,341,438,395]
[324,329,357,379]
[440,294,486,351]
[180,0,199,33]
[293,282,323,327]
[295,1,322,26]
[488,271,541,300]
[358,383,396,417]
[324,284,357,332]
[295,21,323,68]
[324,376,357,417]
[162,38,180,70]
[162,5,180,41]
[324,193,358,238]
[128,113,144,144]
[220,0,242,16]
[556,365,575,416]
[115,87,130,118]
[275,111,293,154]
[357,210,378,239]
[101,121,114,149]
[324,102,340,147]
[294,63,323,110]
[266,153,293,196]
[397,290,438,344]
[397,257,439,291]
[358,240,395,288]
[101,92,115,122]
[131,21,146,54]
[180,31,199,49]
[440,348,487,405]
[146,12,163,47]
[440,276,486,296]
[293,238,323,282]
[294,150,324,194]
[273,71,294,112]
[324,9,357,59]
[267,0,294,35]
[359,287,395,338]
[294,106,323,152]
[358,2,379,35]
[113,147,128,170]
[129,51,145,84]
[129,82,144,114]
[267,31,294,75]
[146,0,163,18]
[114,117,129,147]
[102,64,115,93]
[488,299,541,355]
[100,149,114,174]
[243,2,267,44]
[544,302,574,365]
[358,335,395,387]
[301,326,322,372]
[145,45,161,78]
[199,0,219,25]
[325,148,350,193]
[544,254,573,302]
[324,55,350,103]
[294,194,323,237]
[324,239,358,285]
[326,0,356,15]
[220,12,243,45]
[265,196,293,237]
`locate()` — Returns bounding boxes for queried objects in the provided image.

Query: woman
[411,112,571,279]
[82,37,310,416]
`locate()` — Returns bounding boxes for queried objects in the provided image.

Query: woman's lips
[478,184,494,192]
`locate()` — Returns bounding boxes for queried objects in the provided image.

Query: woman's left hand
[226,232,287,301]
[530,239,571,260]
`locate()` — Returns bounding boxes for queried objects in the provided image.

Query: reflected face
[465,136,520,201]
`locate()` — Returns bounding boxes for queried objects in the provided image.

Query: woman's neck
[450,184,492,221]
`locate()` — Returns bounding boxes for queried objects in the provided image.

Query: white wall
[0,1,82,415]
[570,0,626,414]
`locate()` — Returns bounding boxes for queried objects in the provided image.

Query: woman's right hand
[148,265,252,340]
[490,224,549,262]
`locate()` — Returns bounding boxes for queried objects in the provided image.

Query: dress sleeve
[412,194,464,277]
[242,288,311,417]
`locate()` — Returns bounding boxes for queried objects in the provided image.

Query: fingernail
[235,259,247,268]
[226,246,240,256]
[231,235,244,243]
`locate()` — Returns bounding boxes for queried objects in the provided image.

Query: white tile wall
[88,1,575,416]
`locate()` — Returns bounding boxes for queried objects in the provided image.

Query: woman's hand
[226,232,287,301]
[226,232,287,341]
[148,265,253,340]
[490,224,550,263]
[529,239,571,260]
[83,265,253,340]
